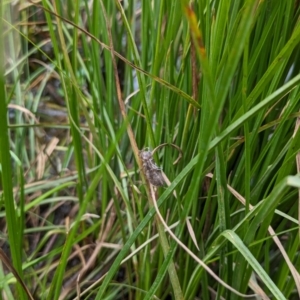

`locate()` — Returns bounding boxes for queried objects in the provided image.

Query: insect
[139,149,165,186]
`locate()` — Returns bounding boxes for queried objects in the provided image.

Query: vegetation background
[0,0,300,299]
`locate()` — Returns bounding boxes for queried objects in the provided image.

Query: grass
[0,0,300,299]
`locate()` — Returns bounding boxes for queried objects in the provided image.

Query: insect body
[139,149,165,186]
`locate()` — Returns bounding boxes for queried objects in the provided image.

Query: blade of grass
[0,4,26,298]
[222,230,286,299]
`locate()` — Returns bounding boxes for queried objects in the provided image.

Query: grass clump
[0,0,300,299]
